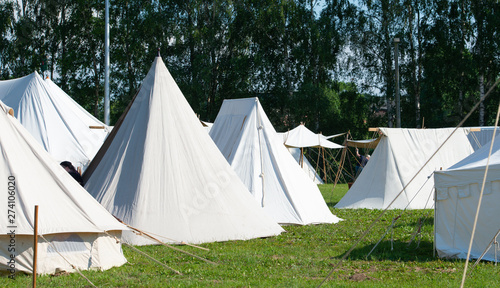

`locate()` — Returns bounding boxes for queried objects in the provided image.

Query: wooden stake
[33,205,38,288]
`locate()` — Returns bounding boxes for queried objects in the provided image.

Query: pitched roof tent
[0,100,127,274]
[0,72,111,171]
[209,97,341,225]
[282,123,344,149]
[84,56,284,245]
[336,128,475,209]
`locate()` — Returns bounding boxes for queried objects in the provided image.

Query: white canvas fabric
[336,128,474,209]
[277,132,324,184]
[0,72,111,171]
[466,127,500,151]
[209,97,341,225]
[200,120,213,133]
[84,57,284,245]
[434,133,500,261]
[283,124,344,149]
[288,147,324,184]
[0,101,127,274]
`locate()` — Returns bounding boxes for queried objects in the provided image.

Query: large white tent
[83,56,284,245]
[335,128,474,210]
[209,97,341,225]
[434,133,500,261]
[0,72,111,171]
[0,101,127,275]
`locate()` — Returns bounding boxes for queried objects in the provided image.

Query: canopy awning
[283,124,343,149]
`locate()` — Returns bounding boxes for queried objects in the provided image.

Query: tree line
[0,0,499,139]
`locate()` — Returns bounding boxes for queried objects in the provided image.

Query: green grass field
[3,184,498,287]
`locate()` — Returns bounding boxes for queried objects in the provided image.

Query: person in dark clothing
[60,161,84,186]
[355,148,370,179]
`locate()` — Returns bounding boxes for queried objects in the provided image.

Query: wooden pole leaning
[33,205,39,288]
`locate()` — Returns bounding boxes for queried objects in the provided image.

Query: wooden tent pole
[316,146,321,175]
[300,147,304,168]
[33,205,38,288]
[322,147,326,183]
[333,133,348,189]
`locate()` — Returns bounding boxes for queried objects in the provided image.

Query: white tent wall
[335,128,474,210]
[466,127,500,151]
[0,231,124,274]
[0,100,126,274]
[288,147,324,184]
[84,57,283,245]
[44,77,111,151]
[434,134,500,261]
[0,72,110,171]
[209,97,341,225]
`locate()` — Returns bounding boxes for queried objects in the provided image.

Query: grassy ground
[3,184,499,287]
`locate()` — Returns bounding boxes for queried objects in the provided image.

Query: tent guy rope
[114,218,218,265]
[317,77,500,287]
[39,235,97,288]
[460,100,500,288]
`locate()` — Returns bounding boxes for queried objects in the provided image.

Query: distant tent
[282,123,343,149]
[84,56,284,245]
[0,72,111,171]
[466,127,500,151]
[277,131,324,184]
[281,123,343,183]
[209,97,341,225]
[336,128,474,209]
[288,147,324,184]
[434,133,500,261]
[0,101,127,274]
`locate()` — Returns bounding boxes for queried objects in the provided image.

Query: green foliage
[0,0,499,129]
[2,184,498,287]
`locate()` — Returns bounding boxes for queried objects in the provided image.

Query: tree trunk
[479,73,485,126]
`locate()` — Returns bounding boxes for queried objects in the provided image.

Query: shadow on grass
[331,240,436,262]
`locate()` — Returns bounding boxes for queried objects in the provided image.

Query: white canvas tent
[0,101,127,275]
[209,97,341,225]
[277,132,324,184]
[281,124,343,184]
[288,147,324,184]
[0,72,111,171]
[335,128,474,210]
[83,56,284,245]
[434,133,500,261]
[467,127,500,151]
[282,124,343,149]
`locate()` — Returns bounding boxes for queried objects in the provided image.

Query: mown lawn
[3,184,498,287]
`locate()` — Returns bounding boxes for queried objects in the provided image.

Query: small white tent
[277,132,325,184]
[0,101,127,275]
[434,133,500,261]
[0,72,111,171]
[209,97,341,225]
[84,56,284,245]
[282,124,343,149]
[281,124,343,184]
[335,128,474,210]
[287,147,324,184]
